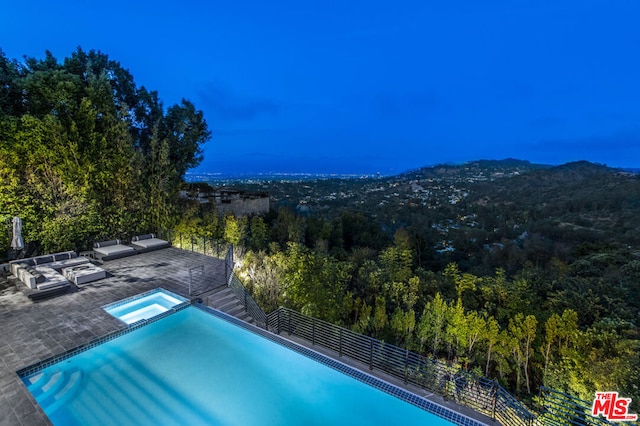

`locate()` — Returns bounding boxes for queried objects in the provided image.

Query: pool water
[103,289,187,324]
[21,307,462,426]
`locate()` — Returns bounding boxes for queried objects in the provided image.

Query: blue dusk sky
[2,0,639,174]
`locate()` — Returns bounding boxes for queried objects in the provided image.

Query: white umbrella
[11,216,23,250]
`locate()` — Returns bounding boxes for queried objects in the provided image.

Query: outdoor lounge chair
[131,234,171,253]
[93,239,136,261]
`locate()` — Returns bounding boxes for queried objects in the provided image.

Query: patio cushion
[25,266,45,284]
[53,252,74,261]
[132,234,155,241]
[34,255,54,265]
[94,240,121,248]
[34,266,70,290]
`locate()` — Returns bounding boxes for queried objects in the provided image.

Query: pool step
[27,368,83,414]
[69,357,213,425]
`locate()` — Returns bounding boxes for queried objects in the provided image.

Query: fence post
[404,349,409,384]
[277,309,281,334]
[288,310,292,335]
[339,329,343,357]
[312,318,316,345]
[491,380,497,421]
[369,339,374,370]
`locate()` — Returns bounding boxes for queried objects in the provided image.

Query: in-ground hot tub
[102,288,189,325]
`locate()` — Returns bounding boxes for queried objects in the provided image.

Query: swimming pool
[20,306,480,425]
[103,288,188,325]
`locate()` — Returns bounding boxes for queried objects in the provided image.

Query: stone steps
[203,286,255,325]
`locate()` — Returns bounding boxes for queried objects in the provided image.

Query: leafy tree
[417,293,448,356]
[483,315,501,376]
[372,296,388,338]
[508,313,537,393]
[248,216,269,251]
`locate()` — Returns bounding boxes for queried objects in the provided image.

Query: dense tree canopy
[0,48,210,255]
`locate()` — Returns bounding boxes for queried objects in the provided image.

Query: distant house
[180,187,269,216]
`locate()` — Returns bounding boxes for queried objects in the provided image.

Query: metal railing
[224,243,234,283]
[157,230,229,259]
[268,307,536,426]
[227,271,268,329]
[538,387,612,425]
[223,244,268,330]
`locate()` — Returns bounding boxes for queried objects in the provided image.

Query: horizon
[185,157,640,180]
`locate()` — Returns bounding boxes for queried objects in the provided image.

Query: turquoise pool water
[103,289,188,324]
[22,307,462,425]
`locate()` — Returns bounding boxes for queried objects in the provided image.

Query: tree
[508,313,537,393]
[224,214,248,256]
[249,216,269,251]
[372,296,388,338]
[446,298,468,362]
[542,313,560,384]
[391,307,416,347]
[162,100,210,177]
[444,262,478,303]
[417,293,448,356]
[464,310,486,369]
[483,315,501,376]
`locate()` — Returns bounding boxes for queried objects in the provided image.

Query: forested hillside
[189,161,640,408]
[0,48,210,256]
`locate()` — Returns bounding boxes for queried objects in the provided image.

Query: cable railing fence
[267,307,536,426]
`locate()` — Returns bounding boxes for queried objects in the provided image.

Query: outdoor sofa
[93,239,136,261]
[130,234,171,253]
[9,251,93,299]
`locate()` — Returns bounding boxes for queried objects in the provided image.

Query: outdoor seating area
[8,251,106,300]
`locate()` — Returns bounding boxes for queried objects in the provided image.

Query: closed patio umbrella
[11,216,23,250]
